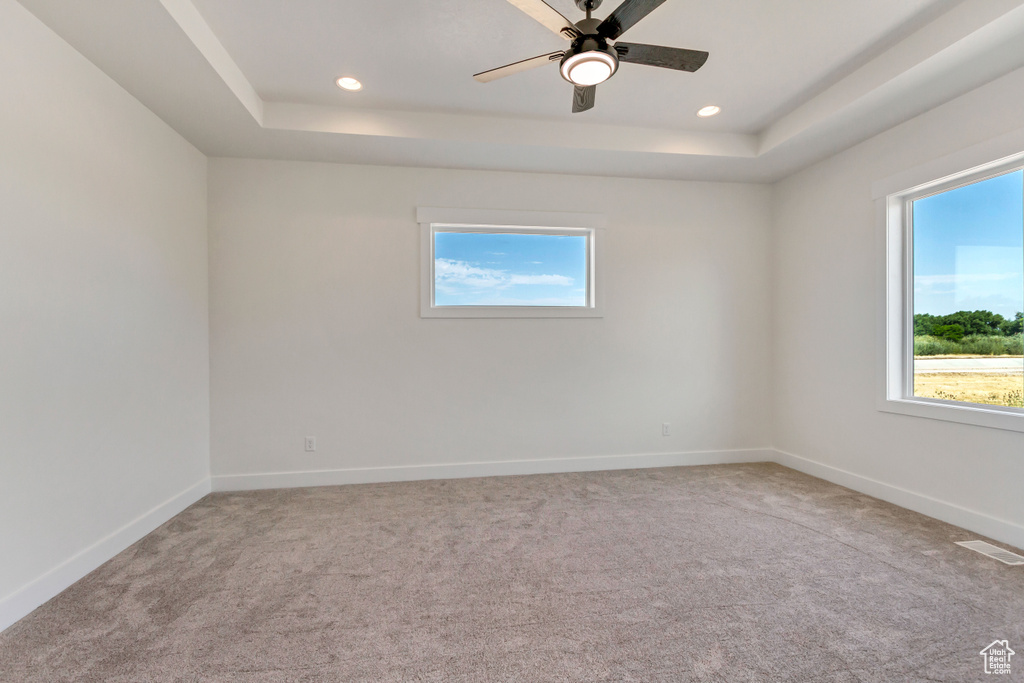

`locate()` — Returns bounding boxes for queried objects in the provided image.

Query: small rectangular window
[434,230,588,307]
[418,208,604,319]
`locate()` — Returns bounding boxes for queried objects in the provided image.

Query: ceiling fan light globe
[560,50,617,86]
[568,60,612,86]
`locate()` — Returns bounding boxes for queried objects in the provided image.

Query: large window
[418,208,604,318]
[910,170,1023,408]
[881,150,1024,431]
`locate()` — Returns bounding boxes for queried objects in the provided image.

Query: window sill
[421,305,603,319]
[879,396,1024,433]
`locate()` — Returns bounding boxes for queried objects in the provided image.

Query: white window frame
[418,207,605,318]
[875,133,1024,433]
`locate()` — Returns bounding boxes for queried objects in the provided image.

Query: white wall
[208,159,772,487]
[0,0,210,630]
[772,65,1024,546]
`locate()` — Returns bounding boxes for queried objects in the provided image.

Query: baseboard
[211,448,775,492]
[772,449,1024,550]
[0,477,211,634]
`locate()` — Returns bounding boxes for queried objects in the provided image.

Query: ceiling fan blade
[614,43,709,72]
[474,51,564,83]
[506,0,580,40]
[597,0,668,40]
[572,85,596,113]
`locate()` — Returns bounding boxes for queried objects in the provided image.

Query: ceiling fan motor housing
[473,0,709,112]
[559,19,619,86]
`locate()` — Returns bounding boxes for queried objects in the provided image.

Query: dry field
[913,371,1024,406]
[920,354,1023,359]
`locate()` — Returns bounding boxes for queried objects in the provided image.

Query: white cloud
[434,259,506,292]
[461,296,583,306]
[914,273,1020,287]
[509,274,573,286]
[914,271,1024,318]
[435,258,573,293]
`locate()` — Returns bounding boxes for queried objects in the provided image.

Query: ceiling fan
[474,0,708,113]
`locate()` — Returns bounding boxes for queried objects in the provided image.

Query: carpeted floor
[1,463,1023,682]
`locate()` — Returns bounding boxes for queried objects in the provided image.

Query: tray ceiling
[17,0,1024,181]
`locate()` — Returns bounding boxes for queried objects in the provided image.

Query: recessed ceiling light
[697,105,721,118]
[336,77,362,92]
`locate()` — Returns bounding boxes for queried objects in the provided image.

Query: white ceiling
[17,0,1024,181]
[188,0,944,132]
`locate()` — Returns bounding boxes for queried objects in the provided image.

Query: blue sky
[913,169,1023,318]
[434,231,587,306]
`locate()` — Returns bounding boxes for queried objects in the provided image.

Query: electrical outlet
[662,423,671,436]
[305,436,316,452]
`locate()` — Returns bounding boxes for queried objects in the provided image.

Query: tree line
[914,310,1024,341]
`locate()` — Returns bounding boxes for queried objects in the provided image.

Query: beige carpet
[2,463,1023,682]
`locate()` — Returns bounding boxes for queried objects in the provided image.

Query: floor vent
[956,541,1024,565]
